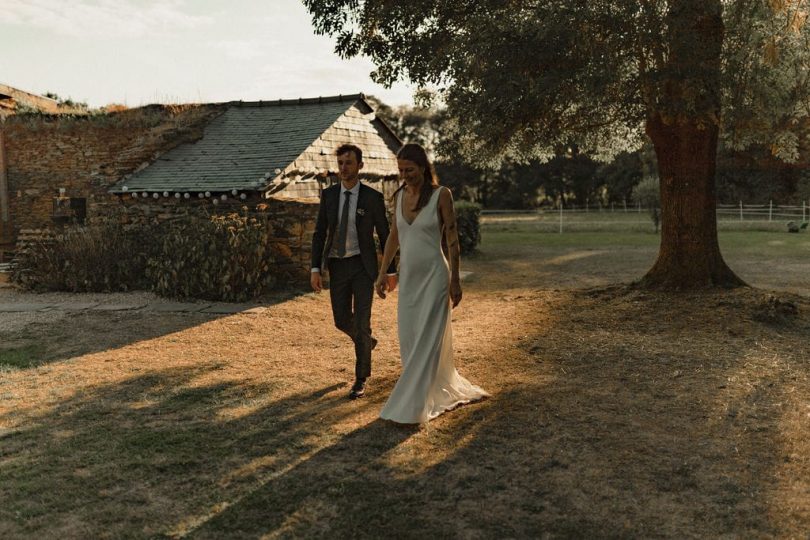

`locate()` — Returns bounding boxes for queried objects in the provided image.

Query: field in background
[482,203,809,234]
[477,216,808,297]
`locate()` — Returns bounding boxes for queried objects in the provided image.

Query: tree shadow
[2,287,808,538]
[0,363,418,539]
[182,287,808,538]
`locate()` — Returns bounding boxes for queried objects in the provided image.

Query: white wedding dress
[380,187,489,424]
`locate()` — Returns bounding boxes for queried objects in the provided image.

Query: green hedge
[11,220,153,292]
[13,211,277,301]
[455,200,482,255]
[146,212,276,301]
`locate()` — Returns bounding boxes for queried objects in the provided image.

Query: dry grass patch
[0,243,808,536]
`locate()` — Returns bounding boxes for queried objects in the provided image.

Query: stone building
[0,94,402,283]
[0,83,88,255]
[112,94,401,201]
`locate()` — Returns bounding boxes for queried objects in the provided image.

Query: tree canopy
[306,0,808,166]
[306,0,810,287]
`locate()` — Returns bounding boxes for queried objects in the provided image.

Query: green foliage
[380,102,650,209]
[11,220,153,292]
[721,1,810,162]
[632,176,660,208]
[716,144,796,204]
[596,150,649,205]
[632,176,661,233]
[304,1,645,164]
[146,212,276,301]
[13,212,278,301]
[42,91,89,110]
[796,170,810,203]
[306,1,809,166]
[455,201,482,254]
[0,345,46,370]
[368,96,446,156]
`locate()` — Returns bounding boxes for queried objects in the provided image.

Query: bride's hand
[450,280,462,308]
[375,277,388,299]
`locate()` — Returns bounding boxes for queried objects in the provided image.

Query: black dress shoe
[349,378,366,399]
[371,337,378,350]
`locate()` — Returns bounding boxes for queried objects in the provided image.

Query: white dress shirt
[329,181,361,259]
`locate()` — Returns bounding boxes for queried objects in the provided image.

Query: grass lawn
[484,229,810,252]
[0,228,808,538]
[0,345,45,370]
[482,209,809,235]
[478,224,808,297]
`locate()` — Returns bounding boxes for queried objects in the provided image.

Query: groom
[311,144,397,399]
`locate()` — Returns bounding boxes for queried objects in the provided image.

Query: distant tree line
[374,99,809,209]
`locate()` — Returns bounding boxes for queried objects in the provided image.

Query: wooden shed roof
[110,94,401,194]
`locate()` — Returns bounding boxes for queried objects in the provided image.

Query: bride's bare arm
[438,187,462,307]
[375,216,399,298]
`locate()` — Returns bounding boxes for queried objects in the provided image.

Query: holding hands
[375,274,398,299]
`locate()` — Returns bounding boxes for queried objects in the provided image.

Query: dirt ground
[0,241,809,538]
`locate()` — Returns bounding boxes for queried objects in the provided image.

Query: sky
[1,0,415,108]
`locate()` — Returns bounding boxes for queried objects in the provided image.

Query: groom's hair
[336,143,363,163]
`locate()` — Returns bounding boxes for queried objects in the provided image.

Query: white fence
[717,202,808,222]
[481,201,809,233]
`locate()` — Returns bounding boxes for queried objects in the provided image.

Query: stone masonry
[1,105,321,287]
[2,104,224,237]
[116,195,319,286]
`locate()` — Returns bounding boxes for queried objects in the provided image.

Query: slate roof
[111,94,399,194]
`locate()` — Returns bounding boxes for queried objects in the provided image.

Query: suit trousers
[328,255,374,379]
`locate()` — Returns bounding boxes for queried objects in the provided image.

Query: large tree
[305,0,810,289]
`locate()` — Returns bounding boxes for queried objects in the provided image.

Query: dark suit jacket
[311,182,396,280]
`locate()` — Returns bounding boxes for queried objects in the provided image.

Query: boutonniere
[356,208,366,217]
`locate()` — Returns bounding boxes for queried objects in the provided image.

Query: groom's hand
[311,271,323,293]
[375,278,388,299]
[386,274,398,293]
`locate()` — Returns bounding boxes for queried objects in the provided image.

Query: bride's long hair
[393,143,439,211]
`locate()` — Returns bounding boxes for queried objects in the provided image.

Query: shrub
[455,200,482,254]
[13,210,279,301]
[632,176,661,233]
[11,220,152,292]
[146,211,276,301]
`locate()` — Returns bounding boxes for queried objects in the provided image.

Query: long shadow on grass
[186,289,809,537]
[2,289,807,538]
[0,364,413,539]
[464,244,657,293]
[0,289,308,370]
[467,287,810,537]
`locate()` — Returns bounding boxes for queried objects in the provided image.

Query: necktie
[336,190,351,258]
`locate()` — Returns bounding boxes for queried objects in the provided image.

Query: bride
[374,143,489,424]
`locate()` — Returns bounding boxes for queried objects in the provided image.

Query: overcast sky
[1,0,414,108]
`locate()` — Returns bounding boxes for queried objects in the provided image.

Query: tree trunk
[642,115,744,289]
[640,0,745,290]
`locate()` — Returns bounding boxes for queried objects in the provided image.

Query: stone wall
[113,194,319,286]
[14,195,319,288]
[1,104,225,240]
[2,105,323,288]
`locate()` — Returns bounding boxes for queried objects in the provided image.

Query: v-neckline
[400,188,437,226]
